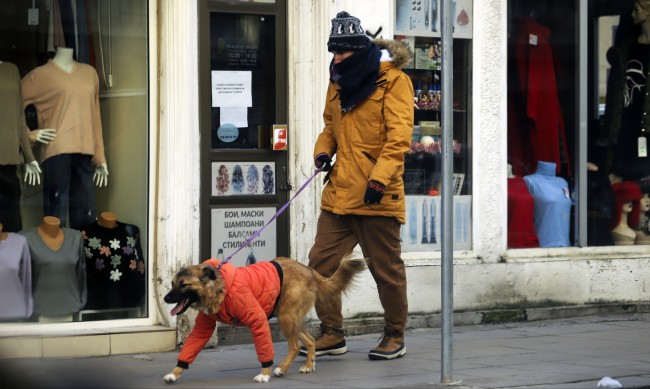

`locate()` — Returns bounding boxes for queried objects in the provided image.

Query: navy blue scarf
[330,43,382,112]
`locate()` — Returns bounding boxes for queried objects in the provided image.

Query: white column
[154,0,201,327]
[471,0,508,262]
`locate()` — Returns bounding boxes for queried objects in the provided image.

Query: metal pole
[440,0,454,384]
[577,0,587,247]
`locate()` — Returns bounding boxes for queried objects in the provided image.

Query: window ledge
[503,246,650,263]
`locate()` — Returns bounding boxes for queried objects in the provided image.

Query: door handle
[279,181,293,191]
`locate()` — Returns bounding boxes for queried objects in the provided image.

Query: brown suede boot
[299,325,347,357]
[368,329,406,360]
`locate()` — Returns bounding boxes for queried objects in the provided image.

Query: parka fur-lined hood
[373,38,412,69]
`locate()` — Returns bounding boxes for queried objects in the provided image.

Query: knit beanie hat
[327,11,370,52]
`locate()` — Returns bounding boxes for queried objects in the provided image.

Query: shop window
[210,13,276,150]
[507,0,650,249]
[0,0,149,323]
[394,0,473,252]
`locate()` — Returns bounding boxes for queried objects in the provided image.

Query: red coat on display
[509,17,571,177]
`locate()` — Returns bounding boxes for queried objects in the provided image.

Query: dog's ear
[200,266,218,283]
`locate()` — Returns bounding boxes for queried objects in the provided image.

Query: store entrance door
[199,1,288,264]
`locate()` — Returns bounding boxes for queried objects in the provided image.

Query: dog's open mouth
[170,298,191,316]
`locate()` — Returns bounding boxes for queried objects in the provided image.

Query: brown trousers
[308,211,408,334]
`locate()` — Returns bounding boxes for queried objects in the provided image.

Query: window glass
[0,0,149,323]
[210,13,276,149]
[395,0,473,252]
[596,1,650,246]
[507,0,650,249]
[507,1,577,249]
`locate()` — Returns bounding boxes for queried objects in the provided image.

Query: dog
[162,253,365,384]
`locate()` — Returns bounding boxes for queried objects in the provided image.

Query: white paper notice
[220,107,248,128]
[212,71,252,107]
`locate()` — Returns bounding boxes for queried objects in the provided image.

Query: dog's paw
[253,373,270,383]
[163,373,178,383]
[273,367,285,377]
[299,365,315,373]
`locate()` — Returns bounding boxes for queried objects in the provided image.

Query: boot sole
[299,345,348,357]
[368,345,407,360]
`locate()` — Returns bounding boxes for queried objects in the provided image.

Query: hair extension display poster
[212,162,276,196]
[394,0,473,39]
[211,207,277,267]
[401,195,472,251]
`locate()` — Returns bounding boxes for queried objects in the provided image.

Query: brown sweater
[21,60,106,165]
[0,62,36,165]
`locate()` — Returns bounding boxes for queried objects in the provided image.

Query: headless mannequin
[35,216,73,322]
[50,47,109,191]
[52,47,75,73]
[523,161,572,247]
[98,211,118,229]
[37,216,64,251]
[612,201,636,245]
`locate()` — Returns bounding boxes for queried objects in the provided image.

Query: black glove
[314,153,332,172]
[364,180,385,205]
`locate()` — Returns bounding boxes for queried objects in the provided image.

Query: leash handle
[218,168,323,268]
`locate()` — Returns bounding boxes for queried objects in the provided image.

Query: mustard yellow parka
[314,39,414,224]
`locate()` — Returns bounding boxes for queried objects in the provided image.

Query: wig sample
[262,165,274,194]
[216,165,230,195]
[611,181,642,229]
[246,164,259,194]
[231,165,244,193]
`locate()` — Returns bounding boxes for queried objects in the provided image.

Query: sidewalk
[4,313,650,389]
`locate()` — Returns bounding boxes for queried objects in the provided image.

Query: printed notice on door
[211,70,252,107]
[211,207,277,267]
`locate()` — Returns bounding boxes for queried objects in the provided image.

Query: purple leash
[218,168,323,268]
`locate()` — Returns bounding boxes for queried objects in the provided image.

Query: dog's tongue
[170,299,187,316]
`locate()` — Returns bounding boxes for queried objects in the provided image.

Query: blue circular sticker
[217,124,239,143]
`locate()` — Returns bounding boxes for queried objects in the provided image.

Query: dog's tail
[314,252,366,306]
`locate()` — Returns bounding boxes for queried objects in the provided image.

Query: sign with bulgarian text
[210,207,277,267]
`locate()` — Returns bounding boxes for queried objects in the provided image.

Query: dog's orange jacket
[177,259,281,368]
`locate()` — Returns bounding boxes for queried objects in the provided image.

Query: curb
[211,302,650,346]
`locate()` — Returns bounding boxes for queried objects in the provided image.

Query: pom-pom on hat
[327,11,370,52]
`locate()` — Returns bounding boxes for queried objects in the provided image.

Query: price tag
[28,8,39,26]
[639,136,648,157]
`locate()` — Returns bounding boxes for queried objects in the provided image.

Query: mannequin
[610,181,642,246]
[603,0,650,182]
[19,216,86,320]
[52,47,75,73]
[523,161,572,247]
[21,46,109,229]
[612,201,637,245]
[0,222,34,320]
[37,216,65,251]
[0,61,42,232]
[97,211,118,229]
[82,212,146,310]
[635,189,650,244]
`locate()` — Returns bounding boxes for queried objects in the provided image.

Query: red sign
[273,125,287,151]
